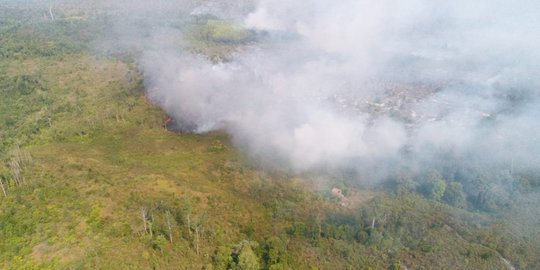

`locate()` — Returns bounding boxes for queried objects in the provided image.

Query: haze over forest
[0,0,539,269]
[112,0,540,174]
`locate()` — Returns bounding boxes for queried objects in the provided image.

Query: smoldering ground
[102,0,540,192]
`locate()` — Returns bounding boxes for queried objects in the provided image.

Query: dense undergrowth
[0,2,539,269]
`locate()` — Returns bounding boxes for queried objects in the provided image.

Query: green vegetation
[0,3,538,270]
[185,16,256,62]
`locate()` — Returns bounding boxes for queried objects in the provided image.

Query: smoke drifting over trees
[3,2,540,268]
[108,0,540,178]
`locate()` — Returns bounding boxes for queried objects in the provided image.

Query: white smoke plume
[113,0,540,174]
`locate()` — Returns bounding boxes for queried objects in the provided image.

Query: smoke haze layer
[117,0,540,175]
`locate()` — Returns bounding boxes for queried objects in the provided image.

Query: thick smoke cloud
[122,0,540,174]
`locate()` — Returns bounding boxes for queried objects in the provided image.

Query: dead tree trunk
[8,147,31,186]
[0,177,7,197]
[49,4,54,21]
[166,210,173,244]
[186,211,191,236]
[193,213,206,256]
[149,212,154,237]
[194,225,200,256]
[141,208,148,234]
[9,159,23,186]
[183,200,192,238]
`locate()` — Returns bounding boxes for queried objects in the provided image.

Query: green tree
[430,180,447,201]
[213,246,233,269]
[262,236,286,269]
[234,241,260,270]
[394,173,418,195]
[152,235,168,253]
[390,261,402,270]
[443,182,467,208]
[238,246,260,270]
[421,171,447,201]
